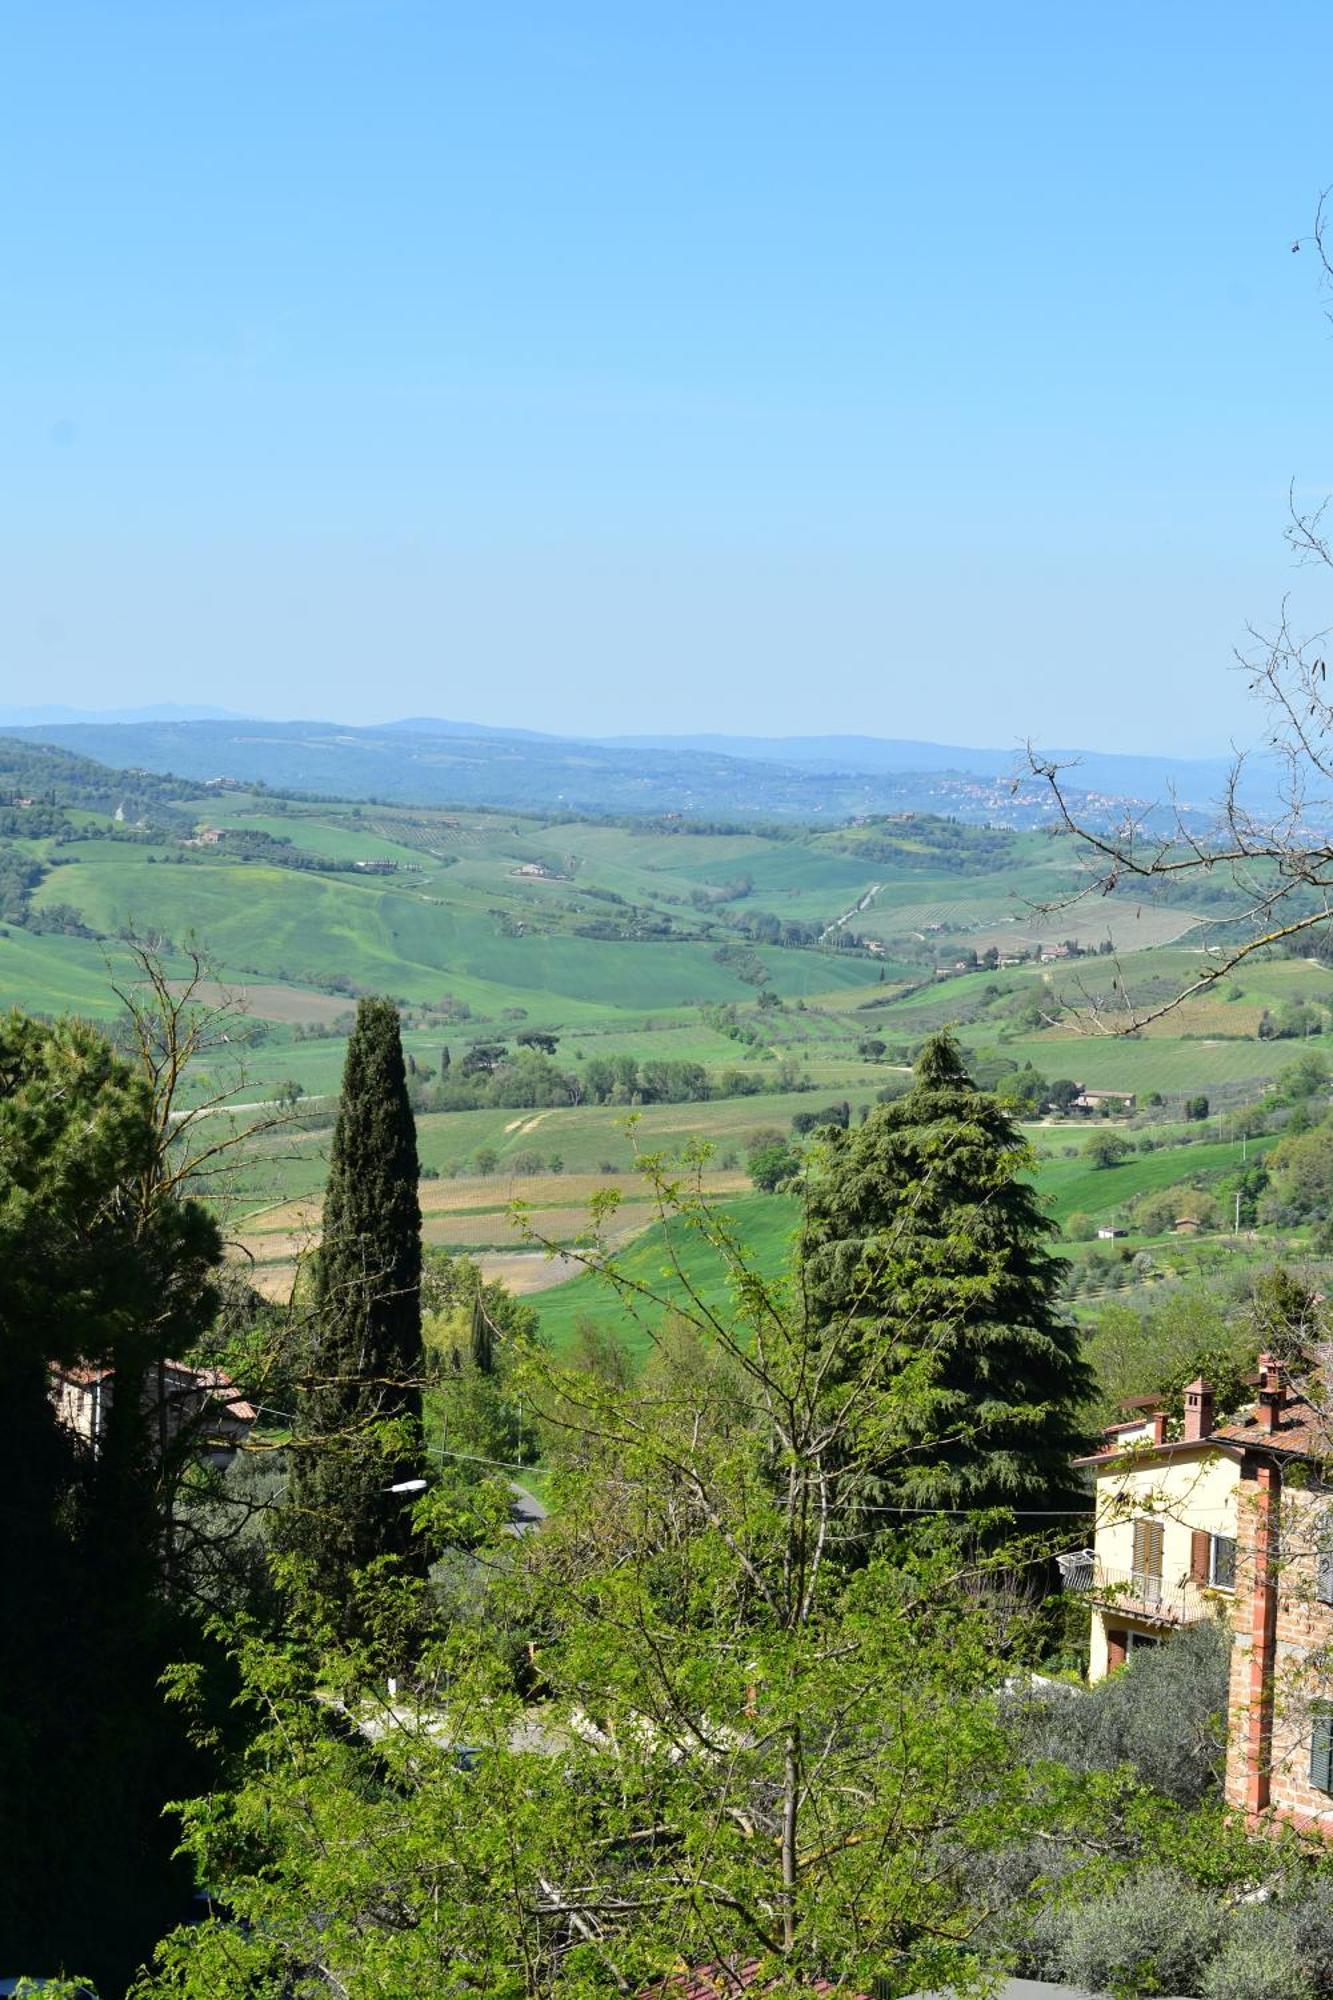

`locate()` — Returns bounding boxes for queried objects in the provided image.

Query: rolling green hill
[3,735,1330,1315]
[527,1191,801,1360]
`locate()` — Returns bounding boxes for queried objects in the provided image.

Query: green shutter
[1317,1551,1333,1607]
[1211,1535,1236,1591]
[1310,1706,1333,1793]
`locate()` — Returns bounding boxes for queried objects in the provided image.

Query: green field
[5,745,1331,1310]
[528,1191,801,1359]
[1034,1134,1277,1226]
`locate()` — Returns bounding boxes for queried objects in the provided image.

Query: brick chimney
[1256,1352,1285,1434]
[1183,1377,1214,1442]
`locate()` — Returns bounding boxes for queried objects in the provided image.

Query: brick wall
[1225,1460,1333,1831]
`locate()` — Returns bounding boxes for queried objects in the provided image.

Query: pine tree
[287,997,424,1595]
[799,1030,1091,1515]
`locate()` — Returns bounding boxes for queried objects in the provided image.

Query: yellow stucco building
[1071,1381,1241,1680]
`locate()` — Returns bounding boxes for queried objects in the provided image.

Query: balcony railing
[1056,1550,1217,1627]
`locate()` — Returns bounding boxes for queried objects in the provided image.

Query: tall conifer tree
[799,1030,1090,1516]
[288,997,424,1592]
[469,1287,495,1375]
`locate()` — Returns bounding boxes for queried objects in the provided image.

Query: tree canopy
[799,1030,1092,1515]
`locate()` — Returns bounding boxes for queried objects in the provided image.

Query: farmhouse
[53,1359,257,1466]
[1067,1359,1333,1838]
[1211,1359,1333,1832]
[1066,1380,1240,1679]
[1071,1088,1136,1114]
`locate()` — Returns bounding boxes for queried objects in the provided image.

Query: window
[1317,1548,1333,1608]
[1126,1630,1159,1656]
[1210,1535,1236,1591]
[1311,1704,1333,1794]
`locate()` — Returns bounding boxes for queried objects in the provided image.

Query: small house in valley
[1071,1088,1136,1114]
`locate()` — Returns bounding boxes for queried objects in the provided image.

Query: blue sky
[3,1,1332,753]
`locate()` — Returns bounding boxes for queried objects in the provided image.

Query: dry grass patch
[167,978,353,1026]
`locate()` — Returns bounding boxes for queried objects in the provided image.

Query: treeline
[154,826,409,874]
[406,1037,772,1112]
[819,813,1019,872]
[0,842,46,923]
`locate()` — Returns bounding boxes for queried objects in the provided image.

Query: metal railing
[1056,1550,1216,1626]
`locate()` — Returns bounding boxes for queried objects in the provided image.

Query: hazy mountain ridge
[1,714,1246,827]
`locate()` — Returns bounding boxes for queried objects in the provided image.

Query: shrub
[1201,1910,1314,2000]
[1015,1620,1229,1803]
[1033,1867,1227,1997]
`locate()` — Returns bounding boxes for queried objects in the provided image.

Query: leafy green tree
[460,1039,507,1076]
[799,1031,1092,1513]
[140,1149,1084,2000]
[515,1028,559,1054]
[1261,1116,1333,1226]
[285,997,425,1604]
[421,1250,538,1465]
[1249,1264,1322,1365]
[747,1137,799,1190]
[0,1007,224,1991]
[1084,1127,1131,1169]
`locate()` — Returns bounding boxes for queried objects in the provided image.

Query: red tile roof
[1211,1387,1328,1461]
[53,1359,257,1425]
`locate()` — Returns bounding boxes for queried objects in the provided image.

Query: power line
[251,1403,1101,1516]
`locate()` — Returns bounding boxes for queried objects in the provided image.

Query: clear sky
[3,1,1333,753]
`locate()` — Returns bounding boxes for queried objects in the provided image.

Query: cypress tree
[469,1287,494,1375]
[288,997,424,1594]
[800,1030,1091,1517]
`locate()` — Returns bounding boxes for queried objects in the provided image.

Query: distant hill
[3,715,1232,827]
[0,702,244,726]
[601,731,1240,807]
[0,733,209,828]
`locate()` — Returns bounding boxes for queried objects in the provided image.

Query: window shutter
[1311,1707,1333,1794]
[1132,1518,1164,1580]
[1317,1550,1333,1606]
[1189,1530,1210,1582]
